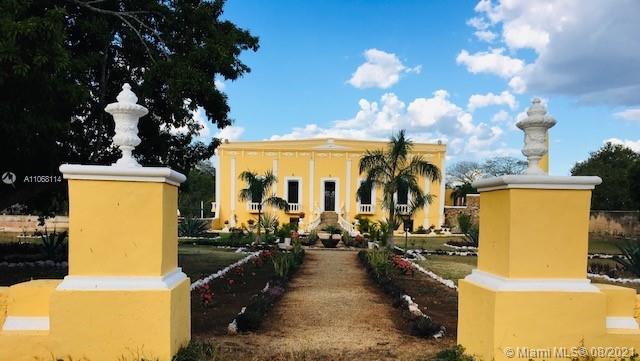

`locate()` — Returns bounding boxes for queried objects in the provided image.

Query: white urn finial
[105,83,148,167]
[516,98,556,175]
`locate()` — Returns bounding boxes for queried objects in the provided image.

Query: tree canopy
[571,143,640,210]
[0,0,259,213]
[178,161,215,218]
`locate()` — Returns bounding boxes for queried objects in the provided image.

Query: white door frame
[320,177,340,212]
[283,176,303,205]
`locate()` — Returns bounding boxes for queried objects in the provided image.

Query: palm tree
[238,170,288,241]
[357,130,441,246]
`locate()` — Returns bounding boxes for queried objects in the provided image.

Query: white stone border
[444,243,478,250]
[191,251,261,291]
[408,258,458,290]
[57,268,187,291]
[588,272,640,285]
[2,316,49,331]
[465,269,599,292]
[59,164,186,186]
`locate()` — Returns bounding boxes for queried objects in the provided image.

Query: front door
[324,181,336,211]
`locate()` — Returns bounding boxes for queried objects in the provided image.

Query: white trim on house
[473,175,602,192]
[59,164,186,186]
[320,177,340,212]
[439,155,446,227]
[345,159,352,218]
[56,268,187,291]
[606,316,640,330]
[283,176,303,206]
[2,316,49,331]
[309,159,315,212]
[464,269,599,292]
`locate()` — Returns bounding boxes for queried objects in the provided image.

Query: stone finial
[516,98,556,175]
[105,83,149,168]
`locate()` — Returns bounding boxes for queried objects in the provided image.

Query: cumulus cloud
[467,91,517,111]
[215,125,244,141]
[465,0,640,106]
[614,108,640,122]
[605,138,640,152]
[271,91,516,159]
[456,48,524,79]
[214,79,226,91]
[347,49,421,89]
[474,30,497,42]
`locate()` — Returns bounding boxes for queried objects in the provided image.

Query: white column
[423,177,431,228]
[272,158,278,195]
[439,154,446,227]
[230,157,236,225]
[309,159,314,214]
[345,159,352,219]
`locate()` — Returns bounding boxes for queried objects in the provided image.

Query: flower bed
[358,250,445,338]
[228,244,306,334]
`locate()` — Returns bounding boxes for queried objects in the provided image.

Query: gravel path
[211,250,451,360]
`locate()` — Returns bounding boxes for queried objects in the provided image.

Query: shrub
[259,212,279,235]
[275,222,296,240]
[172,340,219,361]
[615,239,640,277]
[434,345,476,361]
[414,225,427,234]
[467,226,479,247]
[179,217,209,237]
[301,229,318,246]
[322,225,341,235]
[341,231,353,247]
[40,229,68,260]
[411,315,442,337]
[457,213,473,235]
[356,216,371,233]
[391,255,415,275]
[365,249,393,281]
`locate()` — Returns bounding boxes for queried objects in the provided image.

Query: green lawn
[417,255,477,285]
[178,244,246,281]
[393,235,466,251]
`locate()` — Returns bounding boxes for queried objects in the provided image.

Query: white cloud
[605,138,640,152]
[474,30,497,42]
[271,91,516,160]
[467,91,517,111]
[347,49,420,89]
[614,108,640,122]
[456,48,525,79]
[214,79,226,91]
[215,125,244,141]
[467,0,640,106]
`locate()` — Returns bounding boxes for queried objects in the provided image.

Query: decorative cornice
[59,164,186,186]
[473,175,602,192]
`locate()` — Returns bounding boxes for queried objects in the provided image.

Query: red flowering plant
[198,283,214,307]
[391,255,415,276]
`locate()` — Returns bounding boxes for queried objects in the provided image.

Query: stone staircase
[317,211,339,230]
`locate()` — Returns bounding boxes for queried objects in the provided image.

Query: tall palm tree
[357,130,441,246]
[238,170,288,241]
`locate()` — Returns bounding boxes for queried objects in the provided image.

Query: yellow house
[211,138,446,232]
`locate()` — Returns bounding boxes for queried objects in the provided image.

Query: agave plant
[238,170,288,242]
[179,217,209,237]
[40,229,68,260]
[615,239,640,277]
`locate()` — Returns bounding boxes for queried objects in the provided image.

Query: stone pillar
[457,99,640,361]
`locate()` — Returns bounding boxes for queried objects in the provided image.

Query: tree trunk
[387,206,396,247]
[257,207,262,243]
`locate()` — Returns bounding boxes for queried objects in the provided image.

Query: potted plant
[321,226,341,248]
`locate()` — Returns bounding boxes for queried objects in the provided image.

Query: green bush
[434,345,476,361]
[178,217,209,237]
[322,225,341,235]
[457,213,473,235]
[356,216,371,233]
[275,222,296,239]
[467,225,479,247]
[365,249,393,281]
[341,230,352,247]
[172,340,220,361]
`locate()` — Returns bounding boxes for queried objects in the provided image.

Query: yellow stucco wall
[215,138,446,229]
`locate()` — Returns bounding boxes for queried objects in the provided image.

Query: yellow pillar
[0,84,190,361]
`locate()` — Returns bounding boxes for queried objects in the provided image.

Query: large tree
[357,130,441,246]
[178,161,215,218]
[0,0,258,213]
[571,143,640,210]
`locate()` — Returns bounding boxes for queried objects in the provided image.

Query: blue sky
[202,0,640,175]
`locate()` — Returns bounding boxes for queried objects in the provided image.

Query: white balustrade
[358,204,373,214]
[287,203,301,213]
[247,202,261,212]
[396,204,409,215]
